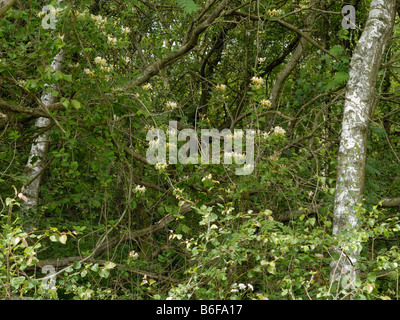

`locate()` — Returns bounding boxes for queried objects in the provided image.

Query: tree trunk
[0,0,16,17]
[330,0,397,296]
[267,0,321,130]
[21,50,64,231]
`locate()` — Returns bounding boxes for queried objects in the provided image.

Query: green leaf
[104,261,116,270]
[61,98,70,108]
[63,74,73,82]
[71,100,81,110]
[70,161,79,170]
[91,264,99,272]
[174,0,199,13]
[59,234,67,244]
[99,268,110,278]
[5,197,13,207]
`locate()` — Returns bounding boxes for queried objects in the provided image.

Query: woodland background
[0,0,400,300]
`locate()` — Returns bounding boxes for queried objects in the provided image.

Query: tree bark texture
[21,51,64,231]
[330,0,397,293]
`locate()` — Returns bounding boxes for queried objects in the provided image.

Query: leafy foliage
[0,0,399,300]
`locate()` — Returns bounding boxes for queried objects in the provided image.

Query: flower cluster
[260,99,272,108]
[121,26,131,35]
[215,84,227,92]
[225,152,246,161]
[94,56,107,66]
[107,36,117,45]
[201,174,213,182]
[122,56,131,64]
[268,9,279,17]
[231,283,254,293]
[84,68,95,77]
[272,126,286,136]
[155,162,167,170]
[166,101,178,110]
[134,185,146,194]
[91,14,107,27]
[251,76,264,89]
[173,188,183,199]
[142,83,152,90]
[129,250,139,259]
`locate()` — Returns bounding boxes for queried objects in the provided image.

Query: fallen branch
[379,198,400,207]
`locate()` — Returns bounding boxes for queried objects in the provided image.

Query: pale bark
[21,51,64,231]
[0,0,16,17]
[330,0,397,295]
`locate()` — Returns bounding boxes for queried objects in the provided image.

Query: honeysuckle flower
[149,139,160,147]
[54,7,63,15]
[238,283,247,290]
[94,56,107,66]
[215,84,227,92]
[173,188,183,195]
[243,163,254,172]
[260,99,272,108]
[134,185,146,194]
[268,9,278,17]
[233,152,246,160]
[91,14,107,25]
[262,131,269,139]
[247,284,254,291]
[100,65,111,73]
[121,26,131,34]
[142,83,152,90]
[18,193,28,203]
[202,174,212,182]
[155,162,167,170]
[272,126,286,136]
[258,57,266,63]
[129,250,139,258]
[122,56,131,64]
[107,36,117,45]
[251,76,264,88]
[166,101,178,110]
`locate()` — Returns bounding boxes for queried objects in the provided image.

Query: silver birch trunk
[21,50,64,231]
[0,0,16,17]
[330,0,397,296]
